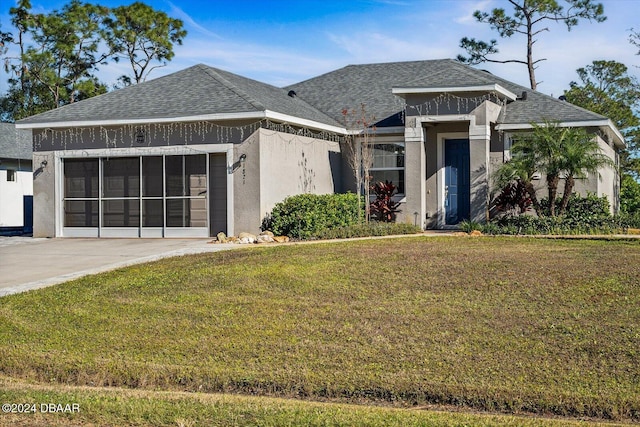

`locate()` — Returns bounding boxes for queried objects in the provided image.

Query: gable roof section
[286,60,465,127]
[17,64,342,130]
[0,123,32,160]
[286,59,610,129]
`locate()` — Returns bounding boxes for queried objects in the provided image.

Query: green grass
[0,377,629,426]
[1,236,639,424]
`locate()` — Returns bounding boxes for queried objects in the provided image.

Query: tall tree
[2,0,110,119]
[563,60,640,178]
[2,0,35,120]
[630,28,640,56]
[27,0,110,106]
[457,0,606,91]
[105,2,187,85]
[0,23,10,57]
[1,1,186,121]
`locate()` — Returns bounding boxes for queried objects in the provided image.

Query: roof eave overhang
[16,110,347,135]
[392,84,517,102]
[496,119,626,149]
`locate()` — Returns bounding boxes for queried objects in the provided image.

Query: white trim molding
[392,84,517,101]
[496,119,625,149]
[17,110,348,135]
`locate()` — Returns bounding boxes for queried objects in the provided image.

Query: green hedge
[486,193,627,235]
[312,222,422,240]
[263,193,362,240]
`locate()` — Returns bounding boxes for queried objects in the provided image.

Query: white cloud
[326,28,461,65]
[169,37,340,86]
[454,0,495,24]
[166,1,223,40]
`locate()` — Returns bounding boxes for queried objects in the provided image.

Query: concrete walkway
[0,237,237,297]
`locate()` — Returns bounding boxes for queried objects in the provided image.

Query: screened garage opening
[62,153,226,238]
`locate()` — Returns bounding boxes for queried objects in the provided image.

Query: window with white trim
[370,143,405,194]
[6,169,16,182]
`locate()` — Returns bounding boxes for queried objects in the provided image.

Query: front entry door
[444,139,470,225]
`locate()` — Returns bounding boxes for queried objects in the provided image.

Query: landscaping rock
[470,230,483,237]
[216,232,228,243]
[260,230,275,237]
[273,236,290,243]
[237,232,257,244]
[256,234,275,243]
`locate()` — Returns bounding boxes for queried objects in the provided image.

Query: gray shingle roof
[17,64,342,128]
[17,59,609,133]
[286,59,607,127]
[0,123,32,160]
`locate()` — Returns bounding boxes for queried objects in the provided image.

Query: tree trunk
[547,174,560,216]
[559,175,575,216]
[526,12,537,91]
[525,181,542,216]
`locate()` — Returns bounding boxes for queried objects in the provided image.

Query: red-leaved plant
[494,180,532,215]
[369,181,401,222]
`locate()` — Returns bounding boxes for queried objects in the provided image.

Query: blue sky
[1,0,639,97]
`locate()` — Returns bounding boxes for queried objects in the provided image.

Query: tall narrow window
[370,143,405,194]
[6,169,16,182]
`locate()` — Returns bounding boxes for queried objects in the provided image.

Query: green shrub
[459,220,483,233]
[539,193,610,220]
[492,214,623,235]
[312,222,422,240]
[489,193,625,235]
[621,174,640,214]
[480,222,501,235]
[619,212,640,229]
[263,193,362,239]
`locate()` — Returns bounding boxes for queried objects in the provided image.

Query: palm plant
[527,122,567,216]
[495,121,616,217]
[557,128,616,215]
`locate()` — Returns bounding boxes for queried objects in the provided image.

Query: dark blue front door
[444,139,470,225]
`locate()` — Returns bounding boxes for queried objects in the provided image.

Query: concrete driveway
[0,237,237,297]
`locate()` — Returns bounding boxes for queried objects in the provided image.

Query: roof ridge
[343,58,453,68]
[197,64,266,111]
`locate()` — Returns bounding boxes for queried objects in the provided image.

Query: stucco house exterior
[0,123,33,235]
[16,59,623,238]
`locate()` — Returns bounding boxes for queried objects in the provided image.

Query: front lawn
[0,376,626,426]
[0,236,638,423]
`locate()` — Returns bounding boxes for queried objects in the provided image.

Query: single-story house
[16,59,623,238]
[0,123,33,236]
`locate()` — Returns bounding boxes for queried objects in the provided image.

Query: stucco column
[32,151,57,237]
[403,118,426,228]
[468,120,490,223]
